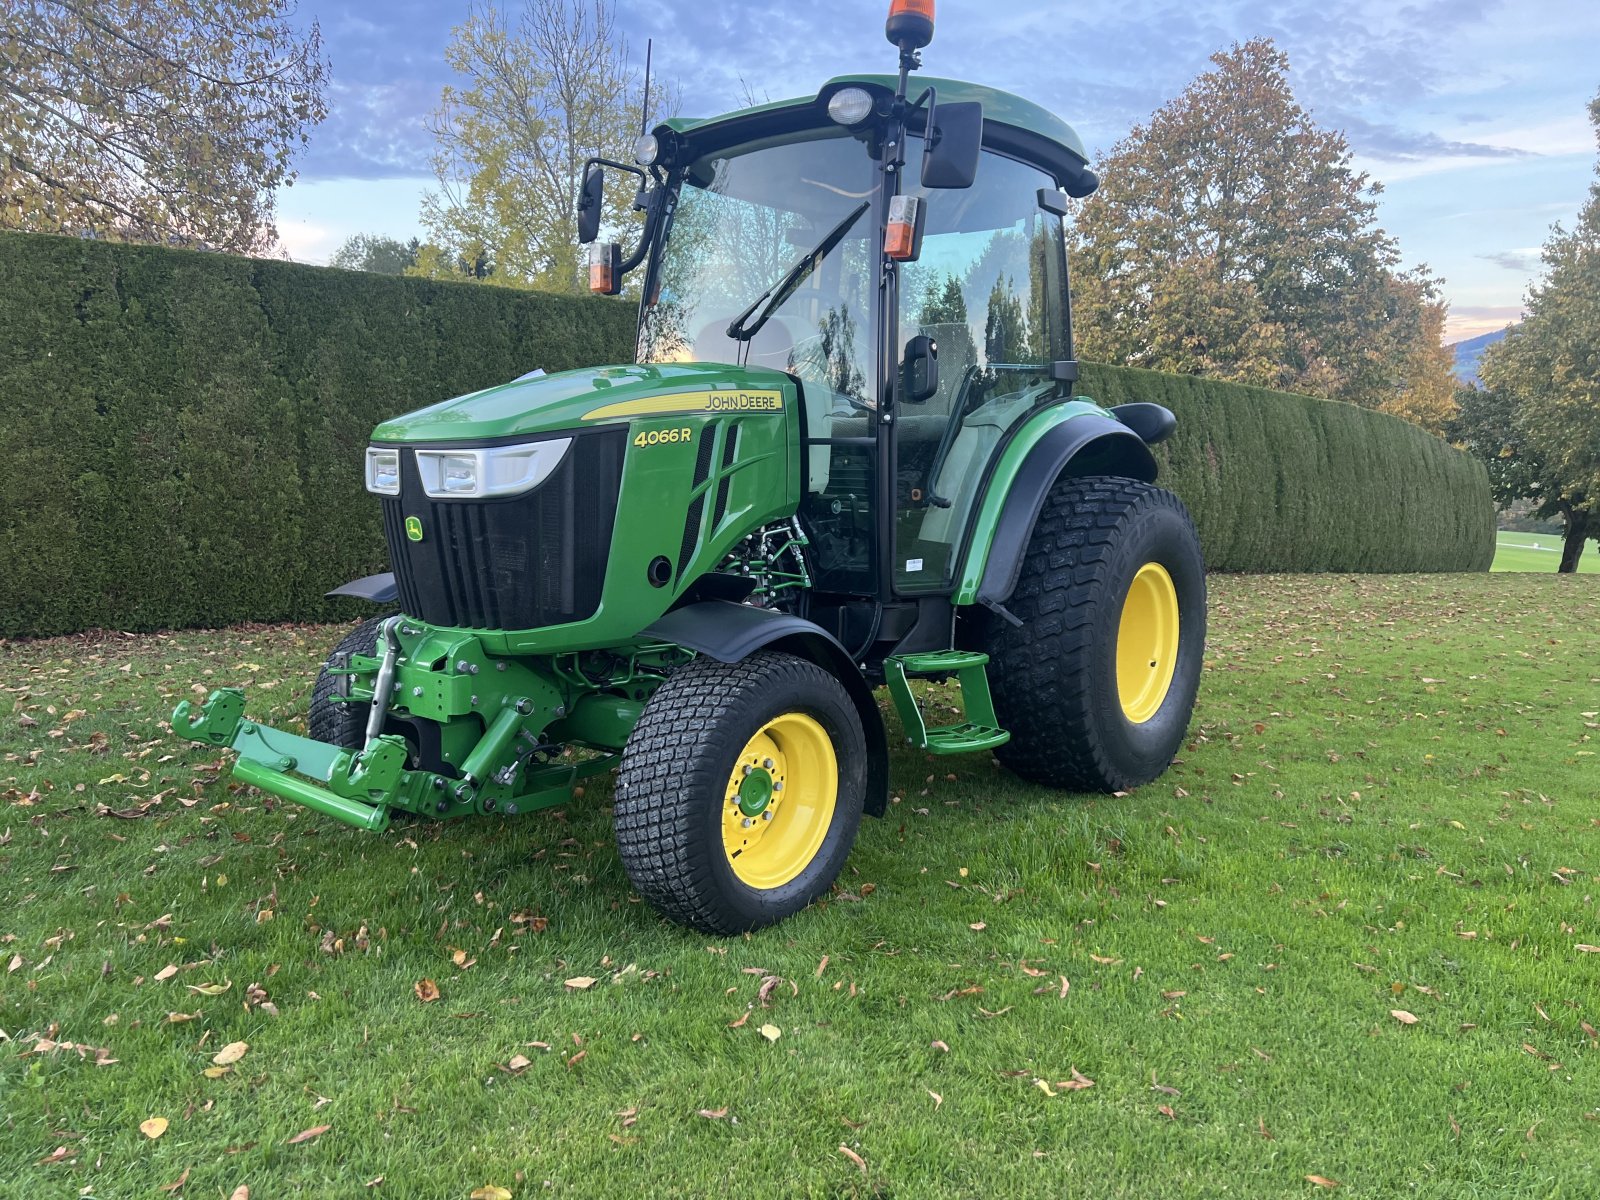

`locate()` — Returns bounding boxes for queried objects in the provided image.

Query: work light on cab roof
[172,0,1204,937]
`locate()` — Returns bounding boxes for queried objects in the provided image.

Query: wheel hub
[722,713,838,890]
[737,768,774,817]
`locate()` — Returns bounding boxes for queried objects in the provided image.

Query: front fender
[954,402,1160,611]
[642,602,890,818]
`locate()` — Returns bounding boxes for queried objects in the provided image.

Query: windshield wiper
[726,201,870,343]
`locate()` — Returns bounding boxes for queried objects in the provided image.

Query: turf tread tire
[986,476,1205,793]
[614,651,866,934]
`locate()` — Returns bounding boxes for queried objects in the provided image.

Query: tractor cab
[583,51,1104,645]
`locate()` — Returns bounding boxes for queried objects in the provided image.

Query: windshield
[639,130,879,411]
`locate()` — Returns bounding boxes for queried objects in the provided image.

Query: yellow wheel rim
[1116,562,1181,724]
[722,712,838,890]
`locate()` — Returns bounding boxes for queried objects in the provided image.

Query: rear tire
[984,476,1205,792]
[307,614,395,750]
[614,651,867,933]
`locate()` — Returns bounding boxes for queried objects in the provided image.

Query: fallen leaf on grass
[697,1107,729,1120]
[1089,955,1122,965]
[185,980,231,996]
[229,1187,249,1200]
[1061,1068,1095,1091]
[968,922,986,932]
[930,1040,949,1053]
[167,1012,200,1024]
[414,979,440,1003]
[506,1054,532,1073]
[1158,1104,1176,1119]
[759,1024,781,1043]
[838,1145,868,1174]
[140,1116,169,1139]
[212,1041,249,1066]
[727,1012,750,1029]
[470,1188,512,1200]
[1577,945,1600,954]
[928,1090,942,1109]
[1034,1079,1058,1097]
[1390,1010,1419,1025]
[159,1166,191,1193]
[1305,1176,1340,1189]
[285,1125,331,1145]
[154,964,178,982]
[38,1146,70,1166]
[565,976,598,991]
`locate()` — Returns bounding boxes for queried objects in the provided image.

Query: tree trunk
[1559,510,1592,574]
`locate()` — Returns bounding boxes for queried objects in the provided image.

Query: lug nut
[773,782,784,792]
[762,811,773,822]
[762,758,775,769]
[413,686,424,697]
[741,818,753,829]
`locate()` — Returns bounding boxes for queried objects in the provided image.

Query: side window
[894,153,1069,593]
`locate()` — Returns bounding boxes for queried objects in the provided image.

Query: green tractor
[174,2,1206,933]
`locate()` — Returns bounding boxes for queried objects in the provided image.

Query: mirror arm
[618,187,665,275]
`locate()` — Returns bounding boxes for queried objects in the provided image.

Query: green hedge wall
[1079,364,1495,574]
[0,231,637,638]
[0,232,1492,637]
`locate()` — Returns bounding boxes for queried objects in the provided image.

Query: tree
[1471,88,1600,573]
[0,0,327,252]
[329,234,421,276]
[418,0,669,291]
[1070,39,1454,418]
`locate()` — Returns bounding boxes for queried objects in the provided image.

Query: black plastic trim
[975,415,1159,609]
[326,573,399,603]
[1110,402,1177,446]
[641,601,890,817]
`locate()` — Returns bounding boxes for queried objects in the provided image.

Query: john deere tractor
[174,1,1206,933]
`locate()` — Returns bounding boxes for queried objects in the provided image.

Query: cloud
[1327,112,1532,163]
[1477,248,1544,272]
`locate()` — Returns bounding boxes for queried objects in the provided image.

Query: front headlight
[365,447,400,495]
[413,438,574,500]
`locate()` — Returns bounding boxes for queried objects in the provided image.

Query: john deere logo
[405,516,424,542]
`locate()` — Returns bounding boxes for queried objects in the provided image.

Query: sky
[271,0,1600,343]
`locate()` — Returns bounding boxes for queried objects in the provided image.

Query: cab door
[890,152,1072,595]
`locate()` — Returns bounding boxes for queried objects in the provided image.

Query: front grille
[381,429,626,630]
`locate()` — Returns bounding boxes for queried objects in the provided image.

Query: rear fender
[954,403,1161,613]
[642,602,889,817]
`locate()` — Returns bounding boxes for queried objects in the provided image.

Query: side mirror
[922,101,982,190]
[902,335,939,403]
[577,165,605,244]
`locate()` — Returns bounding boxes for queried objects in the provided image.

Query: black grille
[381,429,626,630]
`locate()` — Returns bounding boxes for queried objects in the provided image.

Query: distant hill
[1451,328,1510,386]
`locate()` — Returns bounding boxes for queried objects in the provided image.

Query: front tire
[985,476,1206,792]
[614,652,867,933]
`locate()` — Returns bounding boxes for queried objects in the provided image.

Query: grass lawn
[3,572,1599,1198]
[1492,532,1600,574]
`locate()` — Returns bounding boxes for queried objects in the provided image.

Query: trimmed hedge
[0,231,637,638]
[0,232,1492,637]
[1079,364,1496,574]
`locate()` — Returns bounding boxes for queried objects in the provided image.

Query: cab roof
[658,74,1097,198]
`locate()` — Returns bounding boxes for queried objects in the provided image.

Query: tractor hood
[372,362,797,444]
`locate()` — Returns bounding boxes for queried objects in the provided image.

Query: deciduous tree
[0,0,327,252]
[329,233,421,276]
[418,0,671,291]
[1070,39,1454,419]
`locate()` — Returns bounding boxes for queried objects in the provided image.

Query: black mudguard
[643,601,890,818]
[327,573,399,604]
[976,412,1162,614]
